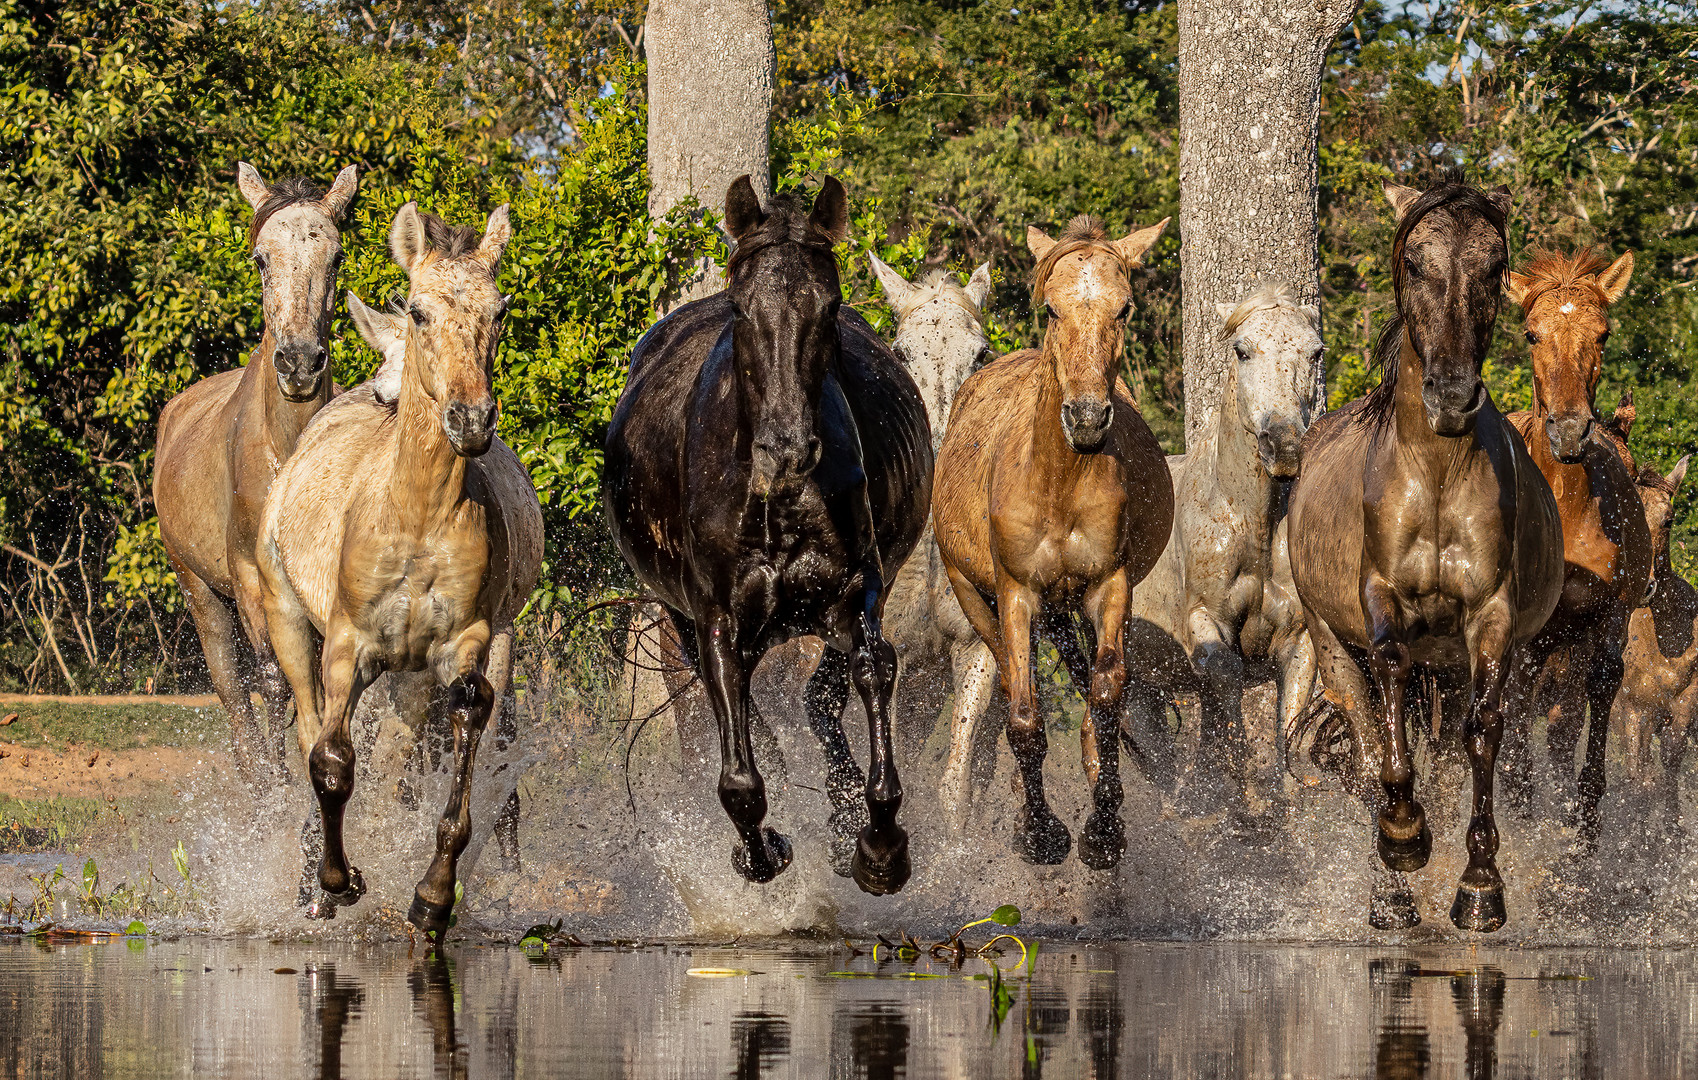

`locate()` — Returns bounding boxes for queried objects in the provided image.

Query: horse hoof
[828,833,856,879]
[317,865,366,908]
[1013,812,1071,866]
[732,828,793,884]
[1077,812,1125,871]
[407,891,456,938]
[1376,820,1431,873]
[1369,887,1422,930]
[1450,882,1507,933]
[852,825,911,896]
[304,894,340,920]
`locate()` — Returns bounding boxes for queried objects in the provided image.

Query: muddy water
[3,936,1694,1078]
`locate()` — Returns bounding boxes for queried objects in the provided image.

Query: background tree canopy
[1,0,1694,691]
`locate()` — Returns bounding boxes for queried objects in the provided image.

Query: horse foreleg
[847,581,910,896]
[701,612,790,883]
[804,646,866,876]
[307,625,380,918]
[172,554,263,779]
[1053,588,1128,870]
[1451,611,1513,933]
[408,659,494,939]
[262,575,328,906]
[1577,622,1626,851]
[999,580,1069,865]
[1303,612,1380,798]
[939,640,998,835]
[485,630,522,872]
[1274,627,1317,796]
[1364,579,1428,876]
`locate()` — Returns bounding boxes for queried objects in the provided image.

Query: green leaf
[990,905,1021,927]
[125,919,146,936]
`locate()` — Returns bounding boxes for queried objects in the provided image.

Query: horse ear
[348,292,403,356]
[724,176,765,241]
[1505,269,1532,308]
[1613,387,1636,441]
[321,165,359,221]
[1488,184,1513,217]
[1112,217,1169,266]
[389,202,429,275]
[1598,250,1634,304]
[1026,226,1057,261]
[1215,302,1236,323]
[1382,181,1422,221]
[477,204,513,271]
[964,262,993,309]
[809,176,850,244]
[1301,303,1321,329]
[236,162,269,211]
[1671,454,1691,492]
[869,254,916,314]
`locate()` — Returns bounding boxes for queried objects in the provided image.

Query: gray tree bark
[1177,0,1360,448]
[645,0,775,303]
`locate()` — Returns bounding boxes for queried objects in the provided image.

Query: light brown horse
[933,214,1173,869]
[258,204,543,935]
[1289,179,1563,932]
[154,163,358,778]
[1500,249,1650,844]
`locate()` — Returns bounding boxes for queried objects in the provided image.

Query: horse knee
[718,768,768,824]
[851,638,898,697]
[309,737,356,807]
[447,672,495,729]
[1089,651,1126,711]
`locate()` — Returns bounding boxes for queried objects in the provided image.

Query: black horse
[604,176,934,894]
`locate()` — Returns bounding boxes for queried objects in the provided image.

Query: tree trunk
[645,0,774,304]
[1177,0,1360,447]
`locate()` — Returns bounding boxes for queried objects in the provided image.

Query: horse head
[1507,249,1635,463]
[1380,179,1511,437]
[1028,214,1168,452]
[869,255,992,450]
[238,162,358,401]
[723,175,850,496]
[1638,456,1689,577]
[1214,284,1323,477]
[387,201,513,457]
[345,292,409,404]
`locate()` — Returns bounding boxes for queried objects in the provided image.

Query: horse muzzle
[274,343,329,402]
[751,436,822,497]
[443,398,498,456]
[1256,417,1305,478]
[1545,413,1595,465]
[1422,377,1485,437]
[1061,398,1114,453]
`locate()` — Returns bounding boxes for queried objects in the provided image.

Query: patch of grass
[0,701,224,751]
[0,793,107,853]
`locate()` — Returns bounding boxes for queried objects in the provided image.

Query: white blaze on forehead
[1559,302,1575,314]
[1068,258,1105,304]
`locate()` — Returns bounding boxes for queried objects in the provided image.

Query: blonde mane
[1219,282,1307,340]
[1516,248,1615,312]
[1030,215,1128,305]
[892,269,987,326]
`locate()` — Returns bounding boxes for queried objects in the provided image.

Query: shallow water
[4,936,1696,1078]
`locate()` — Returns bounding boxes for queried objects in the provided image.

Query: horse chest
[353,542,485,661]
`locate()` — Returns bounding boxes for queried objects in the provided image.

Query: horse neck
[1200,371,1277,514]
[249,329,328,452]
[388,360,466,533]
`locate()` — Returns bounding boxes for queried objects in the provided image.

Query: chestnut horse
[1289,179,1563,932]
[933,213,1173,869]
[154,163,357,778]
[1500,249,1649,844]
[605,178,933,894]
[258,204,543,935]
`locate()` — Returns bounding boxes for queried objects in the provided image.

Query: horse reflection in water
[1369,961,1508,1080]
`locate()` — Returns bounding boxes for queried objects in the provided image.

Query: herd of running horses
[148,162,1697,939]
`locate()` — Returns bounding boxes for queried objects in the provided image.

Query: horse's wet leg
[235,565,293,778]
[408,671,494,938]
[702,615,791,883]
[296,804,324,908]
[305,635,379,918]
[1119,679,1179,795]
[939,641,998,834]
[1002,590,1069,864]
[1452,645,1510,933]
[849,597,909,895]
[1368,631,1429,873]
[1368,853,1421,930]
[804,647,867,876]
[1048,610,1125,870]
[175,556,264,779]
[1576,646,1623,851]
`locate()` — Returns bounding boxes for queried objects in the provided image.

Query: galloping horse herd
[152,162,1696,940]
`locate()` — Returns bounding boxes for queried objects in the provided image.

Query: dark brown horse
[1499,249,1649,844]
[932,214,1173,869]
[604,177,933,894]
[1289,179,1563,932]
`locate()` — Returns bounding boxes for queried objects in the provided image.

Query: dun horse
[1289,179,1563,932]
[154,163,358,777]
[604,178,933,894]
[1121,284,1321,813]
[257,204,543,934]
[1499,249,1649,844]
[933,214,1174,869]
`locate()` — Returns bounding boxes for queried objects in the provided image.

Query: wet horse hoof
[732,828,793,884]
[1368,887,1422,930]
[852,825,911,896]
[306,867,366,920]
[1013,811,1072,866]
[1077,811,1125,871]
[1376,818,1431,873]
[407,890,457,938]
[1450,882,1507,933]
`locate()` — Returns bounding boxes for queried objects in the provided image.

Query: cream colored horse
[258,203,542,936]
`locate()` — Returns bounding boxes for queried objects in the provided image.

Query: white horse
[865,256,1002,833]
[1120,283,1322,812]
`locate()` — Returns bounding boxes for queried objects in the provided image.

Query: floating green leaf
[125,920,146,936]
[990,905,1021,927]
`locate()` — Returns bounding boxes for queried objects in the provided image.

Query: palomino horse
[258,204,543,935]
[1121,284,1321,813]
[1289,179,1563,932]
[154,162,358,778]
[933,214,1174,869]
[1500,249,1649,844]
[605,177,933,894]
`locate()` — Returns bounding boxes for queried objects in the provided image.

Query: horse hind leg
[1576,638,1625,851]
[232,559,293,775]
[172,554,264,779]
[408,667,496,938]
[804,646,867,877]
[486,630,522,872]
[700,612,792,884]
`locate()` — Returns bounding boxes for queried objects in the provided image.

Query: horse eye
[253,253,267,273]
[1116,300,1131,321]
[409,305,428,326]
[1045,302,1057,319]
[1524,331,1538,345]
[1402,254,1420,278]
[1233,343,1250,362]
[1599,330,1610,345]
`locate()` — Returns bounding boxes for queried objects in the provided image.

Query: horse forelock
[247,176,330,251]
[726,192,838,279]
[1030,216,1125,307]
[411,209,484,267]
[1518,248,1613,314]
[1219,283,1304,341]
[895,271,987,328]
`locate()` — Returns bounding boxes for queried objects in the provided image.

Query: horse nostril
[1422,376,1436,390]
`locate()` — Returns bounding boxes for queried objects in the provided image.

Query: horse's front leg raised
[999,577,1071,864]
[1363,578,1428,876]
[845,577,910,895]
[1451,607,1515,932]
[700,611,792,883]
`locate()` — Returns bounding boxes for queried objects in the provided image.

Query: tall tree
[646,0,775,300]
[1177,0,1360,446]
